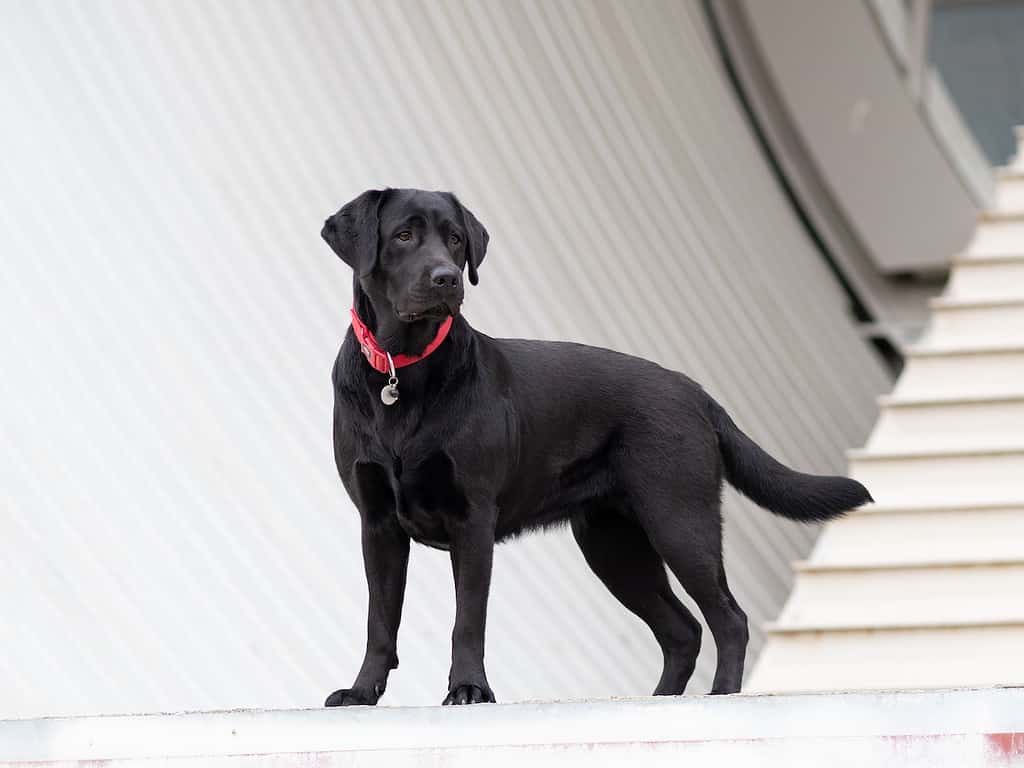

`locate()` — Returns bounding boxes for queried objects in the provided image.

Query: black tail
[708,397,872,522]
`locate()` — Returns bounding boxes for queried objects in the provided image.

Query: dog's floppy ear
[450,194,489,286]
[321,189,388,277]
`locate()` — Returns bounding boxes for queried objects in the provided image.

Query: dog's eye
[449,234,461,246]
[396,231,412,242]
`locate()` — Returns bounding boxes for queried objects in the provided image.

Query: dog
[321,188,871,706]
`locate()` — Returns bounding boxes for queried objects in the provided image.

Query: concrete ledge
[2,688,1023,767]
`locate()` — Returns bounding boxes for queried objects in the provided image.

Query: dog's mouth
[396,303,460,323]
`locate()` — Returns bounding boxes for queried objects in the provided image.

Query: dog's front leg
[325,515,410,707]
[443,518,496,705]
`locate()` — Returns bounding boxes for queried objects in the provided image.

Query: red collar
[350,308,454,374]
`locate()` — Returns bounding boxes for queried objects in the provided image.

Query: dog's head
[322,188,488,322]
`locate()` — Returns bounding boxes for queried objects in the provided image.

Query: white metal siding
[749,137,1024,693]
[0,0,889,717]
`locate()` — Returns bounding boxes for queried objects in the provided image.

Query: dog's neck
[353,283,448,359]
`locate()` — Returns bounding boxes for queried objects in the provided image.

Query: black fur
[710,399,872,522]
[322,188,872,707]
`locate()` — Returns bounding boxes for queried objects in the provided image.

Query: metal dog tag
[381,377,399,406]
[380,352,399,406]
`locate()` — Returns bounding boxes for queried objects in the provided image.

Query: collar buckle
[349,306,454,376]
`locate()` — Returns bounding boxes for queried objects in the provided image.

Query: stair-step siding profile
[927,298,1024,346]
[753,626,1024,691]
[848,447,1024,507]
[869,394,1024,451]
[779,560,1024,627]
[968,214,1024,257]
[945,254,1024,301]
[893,345,1024,399]
[812,503,1024,564]
[749,127,1024,693]
[995,171,1024,213]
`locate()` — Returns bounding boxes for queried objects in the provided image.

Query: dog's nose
[430,266,461,292]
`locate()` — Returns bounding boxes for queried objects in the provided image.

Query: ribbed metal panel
[0,0,889,717]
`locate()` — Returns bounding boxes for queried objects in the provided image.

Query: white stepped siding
[995,172,1024,213]
[849,448,1024,507]
[868,396,1024,451]
[945,255,1024,301]
[780,561,1024,627]
[0,2,888,718]
[926,298,1024,346]
[967,214,1024,257]
[812,505,1024,565]
[893,347,1024,399]
[750,128,1024,692]
[753,626,1024,691]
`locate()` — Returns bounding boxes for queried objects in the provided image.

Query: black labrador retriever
[321,188,871,706]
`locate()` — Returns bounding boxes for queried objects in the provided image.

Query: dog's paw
[442,682,496,705]
[324,686,380,707]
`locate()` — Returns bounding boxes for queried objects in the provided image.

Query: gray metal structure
[0,1,889,717]
[710,0,993,355]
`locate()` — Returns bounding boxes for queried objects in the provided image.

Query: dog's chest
[395,497,451,550]
[387,450,465,551]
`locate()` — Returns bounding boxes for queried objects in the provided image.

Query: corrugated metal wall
[0,0,889,717]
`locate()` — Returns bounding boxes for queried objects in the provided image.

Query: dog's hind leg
[642,499,749,695]
[571,510,703,696]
